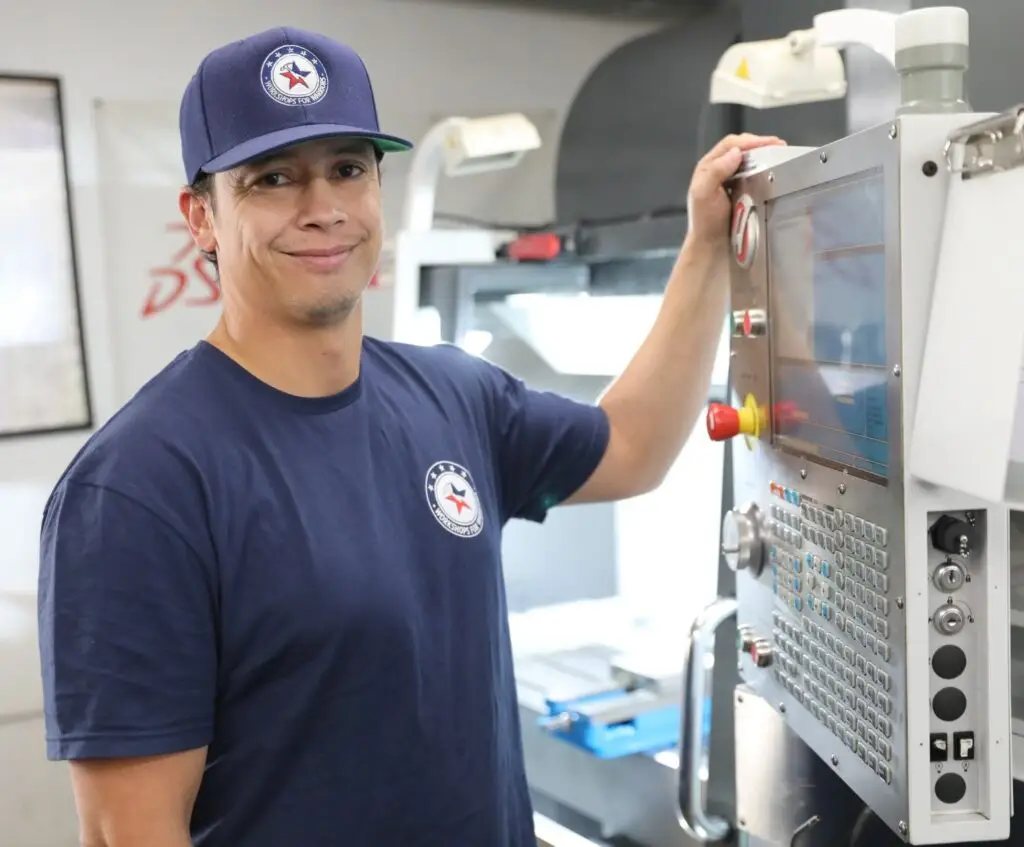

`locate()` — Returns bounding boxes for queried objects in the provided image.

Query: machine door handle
[676,596,737,843]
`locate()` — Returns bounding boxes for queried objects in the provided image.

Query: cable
[790,814,821,847]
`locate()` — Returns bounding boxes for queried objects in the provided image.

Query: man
[37,25,781,847]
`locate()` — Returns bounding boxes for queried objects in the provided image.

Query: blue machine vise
[538,688,681,759]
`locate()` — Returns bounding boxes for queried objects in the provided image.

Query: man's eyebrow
[244,143,375,170]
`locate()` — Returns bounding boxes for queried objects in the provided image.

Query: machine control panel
[717,117,1011,844]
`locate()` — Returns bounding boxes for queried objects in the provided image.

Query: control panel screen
[766,168,890,481]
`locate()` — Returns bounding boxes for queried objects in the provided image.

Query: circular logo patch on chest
[425,461,484,538]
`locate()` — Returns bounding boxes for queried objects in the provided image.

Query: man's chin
[296,294,361,328]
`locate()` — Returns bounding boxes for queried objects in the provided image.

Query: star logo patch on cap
[261,44,328,106]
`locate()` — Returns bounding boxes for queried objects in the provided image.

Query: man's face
[181,137,382,328]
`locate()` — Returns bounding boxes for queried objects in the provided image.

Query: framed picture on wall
[0,74,92,438]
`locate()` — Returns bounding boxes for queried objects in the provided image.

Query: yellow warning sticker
[736,58,750,80]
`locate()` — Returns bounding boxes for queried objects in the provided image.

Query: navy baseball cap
[179,26,413,184]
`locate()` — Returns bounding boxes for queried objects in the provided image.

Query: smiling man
[36,25,782,847]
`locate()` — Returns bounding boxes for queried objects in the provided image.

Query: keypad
[766,485,893,667]
[763,483,896,787]
[773,610,894,785]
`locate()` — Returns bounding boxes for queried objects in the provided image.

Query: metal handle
[677,596,738,843]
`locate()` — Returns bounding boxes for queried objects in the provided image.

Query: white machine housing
[720,111,1013,844]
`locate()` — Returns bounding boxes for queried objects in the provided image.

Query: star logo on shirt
[425,461,483,538]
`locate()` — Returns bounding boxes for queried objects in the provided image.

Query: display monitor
[766,168,890,482]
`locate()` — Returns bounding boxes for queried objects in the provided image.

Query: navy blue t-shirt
[37,337,609,847]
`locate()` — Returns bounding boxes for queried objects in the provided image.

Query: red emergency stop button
[707,403,741,441]
[707,400,761,441]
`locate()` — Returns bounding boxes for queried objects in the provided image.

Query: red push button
[707,403,740,441]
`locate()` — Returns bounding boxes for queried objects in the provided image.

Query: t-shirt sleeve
[480,360,611,523]
[38,478,218,761]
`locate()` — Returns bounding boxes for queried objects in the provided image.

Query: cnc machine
[680,7,1018,845]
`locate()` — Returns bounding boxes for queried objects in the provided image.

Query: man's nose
[298,178,347,228]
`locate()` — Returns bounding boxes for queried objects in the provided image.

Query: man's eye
[257,173,288,187]
[339,163,366,178]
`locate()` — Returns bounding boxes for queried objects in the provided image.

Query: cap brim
[199,123,413,178]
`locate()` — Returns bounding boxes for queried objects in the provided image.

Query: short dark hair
[186,144,385,270]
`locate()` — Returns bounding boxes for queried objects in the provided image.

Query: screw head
[800,468,807,479]
[838,483,847,495]
[819,151,828,163]
[831,754,839,766]
[889,124,898,139]
[896,597,905,610]
[892,364,902,377]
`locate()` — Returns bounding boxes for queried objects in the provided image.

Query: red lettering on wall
[141,223,222,318]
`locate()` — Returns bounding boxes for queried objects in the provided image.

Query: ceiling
[391,0,718,20]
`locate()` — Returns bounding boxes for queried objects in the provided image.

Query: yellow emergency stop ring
[740,393,767,451]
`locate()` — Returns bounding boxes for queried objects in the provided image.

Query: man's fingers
[702,133,785,164]
[691,134,788,198]
[706,146,745,182]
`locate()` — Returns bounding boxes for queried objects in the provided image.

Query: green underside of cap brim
[374,138,413,153]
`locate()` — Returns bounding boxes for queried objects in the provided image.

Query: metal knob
[721,503,764,575]
[934,604,966,636]
[748,637,775,668]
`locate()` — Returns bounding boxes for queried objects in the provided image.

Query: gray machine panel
[721,113,1013,843]
[728,120,911,834]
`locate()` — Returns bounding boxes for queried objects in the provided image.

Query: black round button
[933,687,967,722]
[932,645,967,680]
[935,772,966,804]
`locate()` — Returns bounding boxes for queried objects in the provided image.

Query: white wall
[0,2,656,843]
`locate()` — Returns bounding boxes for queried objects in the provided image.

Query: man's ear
[178,187,217,255]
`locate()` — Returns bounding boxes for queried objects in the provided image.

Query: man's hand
[686,133,785,248]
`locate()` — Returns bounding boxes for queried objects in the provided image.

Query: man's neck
[207,301,364,398]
